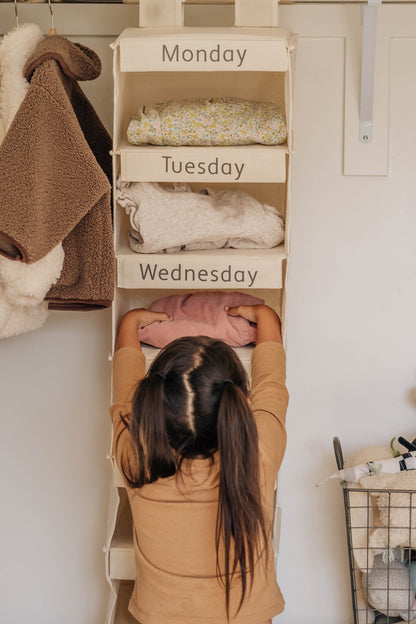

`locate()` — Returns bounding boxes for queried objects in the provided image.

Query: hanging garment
[0,35,114,312]
[116,181,285,254]
[0,23,65,338]
[127,97,287,146]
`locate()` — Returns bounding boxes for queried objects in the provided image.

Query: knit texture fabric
[116,181,285,254]
[138,291,264,347]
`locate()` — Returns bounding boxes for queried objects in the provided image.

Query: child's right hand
[226,304,282,344]
[225,304,266,324]
[226,304,279,324]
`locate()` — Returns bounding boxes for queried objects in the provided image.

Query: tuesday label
[162,156,245,181]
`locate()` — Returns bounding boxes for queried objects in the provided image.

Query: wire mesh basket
[333,437,416,624]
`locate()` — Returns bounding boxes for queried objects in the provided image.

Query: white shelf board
[142,343,253,368]
[118,143,288,184]
[113,461,126,489]
[109,501,135,580]
[115,27,291,72]
[116,243,286,289]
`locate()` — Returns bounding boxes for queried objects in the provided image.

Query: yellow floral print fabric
[127,97,287,146]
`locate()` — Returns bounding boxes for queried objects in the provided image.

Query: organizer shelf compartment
[107,12,295,623]
[113,70,290,156]
[112,29,293,157]
[116,27,292,73]
[111,286,285,349]
[118,144,288,184]
[113,178,289,291]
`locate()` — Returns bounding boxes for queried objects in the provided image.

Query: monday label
[120,38,289,72]
[162,44,247,68]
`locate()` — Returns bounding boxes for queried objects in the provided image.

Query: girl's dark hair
[122,336,269,618]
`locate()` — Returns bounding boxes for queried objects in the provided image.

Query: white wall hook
[140,0,185,28]
[235,0,279,28]
[359,0,382,143]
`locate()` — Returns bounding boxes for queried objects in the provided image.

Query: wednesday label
[139,263,258,288]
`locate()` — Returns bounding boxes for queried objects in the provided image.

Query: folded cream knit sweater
[116,181,285,254]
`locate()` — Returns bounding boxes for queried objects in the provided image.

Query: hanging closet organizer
[105,3,295,621]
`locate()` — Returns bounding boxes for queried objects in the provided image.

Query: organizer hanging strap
[139,0,280,28]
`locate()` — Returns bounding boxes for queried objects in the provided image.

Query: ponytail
[122,372,176,488]
[216,382,269,619]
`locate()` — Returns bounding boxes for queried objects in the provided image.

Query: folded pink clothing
[138,292,264,348]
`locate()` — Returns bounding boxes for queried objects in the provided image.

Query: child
[111,303,289,624]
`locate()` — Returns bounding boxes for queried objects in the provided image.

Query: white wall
[0,7,131,624]
[278,6,416,623]
[1,4,416,624]
[0,310,112,624]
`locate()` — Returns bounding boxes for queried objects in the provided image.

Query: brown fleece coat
[0,36,114,310]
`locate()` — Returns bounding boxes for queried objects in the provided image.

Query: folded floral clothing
[127,97,287,146]
[138,291,264,348]
[116,181,285,254]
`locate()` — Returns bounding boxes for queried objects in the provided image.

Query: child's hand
[225,304,275,324]
[122,308,172,329]
[226,304,282,345]
[225,304,258,324]
[115,308,172,350]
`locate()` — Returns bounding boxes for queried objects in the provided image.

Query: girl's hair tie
[222,379,234,388]
[152,370,166,381]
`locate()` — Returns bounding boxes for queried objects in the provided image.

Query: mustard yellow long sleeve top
[110,342,289,624]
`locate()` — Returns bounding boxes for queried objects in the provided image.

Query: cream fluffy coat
[0,24,64,338]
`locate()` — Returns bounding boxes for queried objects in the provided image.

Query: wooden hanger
[48,0,56,36]
[14,0,19,28]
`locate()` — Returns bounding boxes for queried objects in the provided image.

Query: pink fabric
[138,291,264,348]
